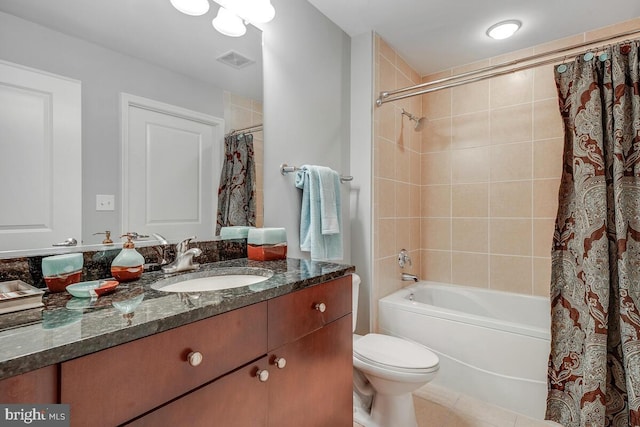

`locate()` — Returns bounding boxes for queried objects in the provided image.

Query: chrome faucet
[161,236,202,274]
[401,273,419,282]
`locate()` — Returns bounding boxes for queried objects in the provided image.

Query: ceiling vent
[216,50,255,69]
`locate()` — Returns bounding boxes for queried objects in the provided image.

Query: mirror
[0,0,263,255]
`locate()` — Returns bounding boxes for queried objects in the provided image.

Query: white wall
[349,32,374,333]
[0,11,225,245]
[262,0,352,262]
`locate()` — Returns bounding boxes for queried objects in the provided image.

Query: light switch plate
[96,194,115,211]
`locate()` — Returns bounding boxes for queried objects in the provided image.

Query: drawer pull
[256,369,270,382]
[273,357,287,369]
[187,351,203,367]
[315,302,327,313]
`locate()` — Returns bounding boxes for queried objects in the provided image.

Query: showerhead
[401,108,427,131]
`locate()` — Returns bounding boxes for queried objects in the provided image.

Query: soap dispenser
[111,233,145,282]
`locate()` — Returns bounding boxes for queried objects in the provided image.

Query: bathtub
[378,281,551,419]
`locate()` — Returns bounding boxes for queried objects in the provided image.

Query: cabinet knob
[187,351,203,367]
[273,357,287,369]
[256,369,270,382]
[315,302,326,313]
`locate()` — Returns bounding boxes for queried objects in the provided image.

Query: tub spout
[402,273,419,282]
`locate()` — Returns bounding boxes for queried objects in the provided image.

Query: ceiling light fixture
[486,20,521,40]
[170,0,275,37]
[212,6,247,37]
[169,0,210,16]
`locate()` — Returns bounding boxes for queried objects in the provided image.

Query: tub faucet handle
[398,249,412,268]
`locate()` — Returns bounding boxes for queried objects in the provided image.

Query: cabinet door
[268,314,352,427]
[0,365,58,403]
[126,356,269,427]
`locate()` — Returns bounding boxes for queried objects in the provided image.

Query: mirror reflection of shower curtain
[546,39,640,427]
[216,133,256,234]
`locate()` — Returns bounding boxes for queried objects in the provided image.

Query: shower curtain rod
[376,27,640,105]
[226,124,263,137]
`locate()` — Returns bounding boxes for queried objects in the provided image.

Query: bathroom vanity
[0,258,354,426]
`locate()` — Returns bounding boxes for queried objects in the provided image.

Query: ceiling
[308,0,640,77]
[0,0,263,100]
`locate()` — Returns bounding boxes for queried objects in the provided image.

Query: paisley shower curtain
[215,133,256,235]
[546,39,640,427]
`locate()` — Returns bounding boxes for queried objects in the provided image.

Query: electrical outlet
[96,194,115,211]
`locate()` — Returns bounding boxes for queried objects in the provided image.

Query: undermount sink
[151,267,273,293]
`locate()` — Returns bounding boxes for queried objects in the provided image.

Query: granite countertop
[0,257,355,381]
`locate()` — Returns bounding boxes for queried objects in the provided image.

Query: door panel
[0,60,81,251]
[122,94,223,240]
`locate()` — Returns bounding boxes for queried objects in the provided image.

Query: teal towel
[295,165,343,261]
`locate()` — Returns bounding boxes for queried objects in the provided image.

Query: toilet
[352,273,439,427]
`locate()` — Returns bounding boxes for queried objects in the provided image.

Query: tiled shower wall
[223,91,264,227]
[372,18,640,329]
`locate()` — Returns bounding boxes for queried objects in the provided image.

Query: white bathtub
[378,281,551,419]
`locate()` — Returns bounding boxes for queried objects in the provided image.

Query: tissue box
[247,228,287,261]
[41,253,83,292]
[220,226,254,240]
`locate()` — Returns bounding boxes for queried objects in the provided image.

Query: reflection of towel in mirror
[294,165,343,261]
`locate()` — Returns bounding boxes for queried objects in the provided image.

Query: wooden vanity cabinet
[266,275,353,427]
[1,274,352,426]
[61,301,268,427]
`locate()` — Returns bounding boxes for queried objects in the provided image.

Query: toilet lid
[353,334,439,370]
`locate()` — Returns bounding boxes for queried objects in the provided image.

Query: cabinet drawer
[268,276,351,350]
[126,357,269,427]
[0,365,58,403]
[61,301,267,427]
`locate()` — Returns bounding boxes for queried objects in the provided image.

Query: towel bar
[280,164,353,183]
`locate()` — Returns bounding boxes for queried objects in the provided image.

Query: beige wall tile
[533,138,563,179]
[451,252,489,287]
[421,250,451,283]
[452,183,488,217]
[396,182,411,218]
[396,55,414,82]
[395,144,412,183]
[378,36,396,63]
[451,146,490,183]
[490,255,532,293]
[451,112,490,149]
[422,87,451,120]
[452,219,489,253]
[410,150,421,184]
[422,218,451,250]
[533,179,561,218]
[490,181,532,218]
[491,48,535,66]
[378,218,397,258]
[453,59,491,75]
[533,64,558,101]
[378,101,397,142]
[410,184,421,218]
[585,17,640,42]
[490,219,532,256]
[421,185,451,217]
[422,151,451,185]
[397,218,413,253]
[490,69,533,109]
[422,117,452,152]
[533,257,552,297]
[490,104,533,145]
[375,256,404,301]
[377,178,396,218]
[490,142,533,182]
[533,99,564,140]
[534,34,584,55]
[533,219,555,257]
[376,138,396,179]
[452,80,489,115]
[410,218,421,252]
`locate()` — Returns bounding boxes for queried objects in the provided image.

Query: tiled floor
[353,383,561,427]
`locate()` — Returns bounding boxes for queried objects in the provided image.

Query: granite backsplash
[0,239,247,289]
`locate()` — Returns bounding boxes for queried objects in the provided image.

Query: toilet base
[353,392,418,427]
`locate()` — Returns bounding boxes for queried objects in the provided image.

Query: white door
[121,94,223,241]
[0,60,81,251]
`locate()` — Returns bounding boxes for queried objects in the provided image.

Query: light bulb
[212,7,247,37]
[170,0,210,16]
[486,20,521,40]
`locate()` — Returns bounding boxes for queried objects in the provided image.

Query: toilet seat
[354,333,439,374]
